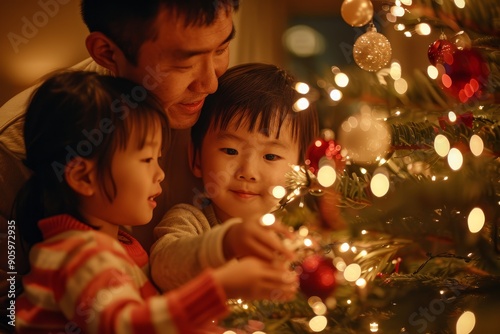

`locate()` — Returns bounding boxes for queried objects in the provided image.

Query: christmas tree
[222,0,500,333]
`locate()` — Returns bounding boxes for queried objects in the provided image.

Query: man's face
[115,8,234,129]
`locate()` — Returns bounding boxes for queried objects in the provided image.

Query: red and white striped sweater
[16,214,228,333]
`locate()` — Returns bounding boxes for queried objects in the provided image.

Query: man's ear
[64,157,96,197]
[188,142,202,178]
[85,32,123,75]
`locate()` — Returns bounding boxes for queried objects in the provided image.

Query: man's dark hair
[81,0,239,65]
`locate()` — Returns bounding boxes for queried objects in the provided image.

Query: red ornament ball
[298,255,338,299]
[305,138,343,175]
[428,38,456,65]
[439,49,490,102]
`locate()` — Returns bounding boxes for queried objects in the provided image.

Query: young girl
[151,63,319,293]
[14,71,297,333]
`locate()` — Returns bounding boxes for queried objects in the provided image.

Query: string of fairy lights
[220,0,494,332]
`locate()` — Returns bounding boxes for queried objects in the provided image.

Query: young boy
[151,63,319,292]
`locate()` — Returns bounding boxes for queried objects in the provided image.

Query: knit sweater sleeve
[150,204,241,292]
[47,231,228,333]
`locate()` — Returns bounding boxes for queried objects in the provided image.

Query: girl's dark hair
[80,0,239,65]
[14,70,169,248]
[191,63,319,165]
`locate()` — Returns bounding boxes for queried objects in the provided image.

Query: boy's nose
[236,161,258,182]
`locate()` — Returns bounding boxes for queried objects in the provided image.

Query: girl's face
[82,123,165,231]
[193,116,300,222]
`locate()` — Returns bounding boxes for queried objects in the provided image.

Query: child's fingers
[253,227,295,261]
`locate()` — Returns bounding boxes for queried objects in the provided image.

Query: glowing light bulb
[272,185,286,199]
[293,97,310,111]
[340,243,350,252]
[370,173,390,197]
[312,301,327,315]
[447,148,463,171]
[356,278,367,288]
[390,62,402,80]
[448,111,457,122]
[295,82,310,94]
[434,134,450,157]
[394,78,408,94]
[391,5,405,17]
[394,23,405,31]
[467,207,485,233]
[309,316,327,332]
[469,135,484,156]
[329,89,343,101]
[427,65,438,79]
[456,311,475,334]
[260,213,275,226]
[317,165,336,187]
[415,23,431,35]
[334,72,349,87]
[344,264,362,282]
[454,0,466,9]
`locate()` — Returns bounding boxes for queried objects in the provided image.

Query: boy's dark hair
[14,70,169,247]
[191,62,319,165]
[80,0,239,65]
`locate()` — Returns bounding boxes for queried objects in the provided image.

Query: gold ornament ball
[341,0,374,27]
[353,29,392,72]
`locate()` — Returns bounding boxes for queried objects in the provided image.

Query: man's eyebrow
[173,25,236,59]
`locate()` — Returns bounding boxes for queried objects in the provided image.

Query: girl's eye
[142,158,154,163]
[264,154,280,161]
[221,148,238,155]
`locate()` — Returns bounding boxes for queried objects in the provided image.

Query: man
[0,1,283,331]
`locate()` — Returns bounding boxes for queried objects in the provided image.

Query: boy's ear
[188,142,202,178]
[64,157,96,197]
[85,32,123,75]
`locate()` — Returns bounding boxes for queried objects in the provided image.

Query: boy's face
[193,117,301,222]
[115,8,235,130]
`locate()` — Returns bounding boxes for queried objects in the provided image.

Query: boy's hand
[222,216,294,262]
[213,257,298,301]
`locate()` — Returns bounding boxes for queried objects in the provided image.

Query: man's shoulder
[0,58,108,158]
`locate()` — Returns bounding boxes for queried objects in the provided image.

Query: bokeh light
[467,207,485,233]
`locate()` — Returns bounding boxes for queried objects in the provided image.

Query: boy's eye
[264,154,280,161]
[221,148,238,155]
[142,158,154,163]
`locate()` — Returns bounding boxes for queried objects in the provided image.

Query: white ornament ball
[338,112,391,164]
[341,0,374,27]
[353,28,392,72]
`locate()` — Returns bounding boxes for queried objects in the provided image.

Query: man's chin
[166,111,201,129]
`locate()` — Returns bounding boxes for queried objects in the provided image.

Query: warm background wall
[0,0,88,105]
